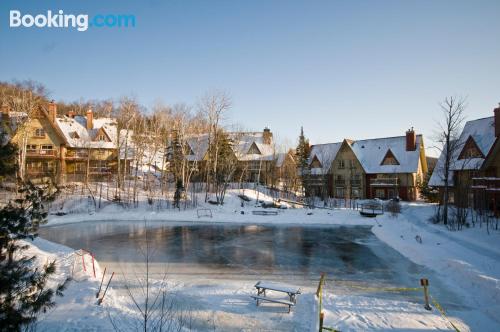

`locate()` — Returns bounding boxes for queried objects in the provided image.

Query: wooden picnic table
[254,281,301,304]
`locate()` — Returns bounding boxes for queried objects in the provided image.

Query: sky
[1,0,499,156]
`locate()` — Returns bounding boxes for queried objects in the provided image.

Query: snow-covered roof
[309,143,342,175]
[55,115,117,149]
[308,135,423,175]
[350,135,423,174]
[185,131,275,162]
[429,116,496,187]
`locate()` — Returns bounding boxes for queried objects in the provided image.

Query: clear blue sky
[1,0,499,155]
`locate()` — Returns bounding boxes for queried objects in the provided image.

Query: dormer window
[458,136,484,160]
[97,134,106,141]
[381,149,400,166]
[310,156,322,168]
[247,142,261,155]
[70,131,80,139]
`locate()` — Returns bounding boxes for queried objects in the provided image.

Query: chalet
[308,129,428,201]
[2,101,133,184]
[183,128,276,185]
[430,104,500,212]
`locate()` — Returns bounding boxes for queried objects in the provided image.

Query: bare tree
[198,91,231,202]
[434,96,467,225]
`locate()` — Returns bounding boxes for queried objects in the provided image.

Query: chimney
[406,127,416,151]
[48,100,57,123]
[263,127,272,145]
[67,111,75,118]
[495,103,500,137]
[86,109,93,130]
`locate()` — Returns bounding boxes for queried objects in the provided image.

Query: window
[40,145,54,155]
[336,188,345,198]
[27,144,37,151]
[338,160,345,169]
[458,136,484,160]
[34,128,45,138]
[75,163,85,172]
[97,134,106,141]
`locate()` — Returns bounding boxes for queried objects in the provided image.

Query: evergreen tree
[0,182,66,331]
[0,134,17,181]
[418,170,439,203]
[295,127,311,195]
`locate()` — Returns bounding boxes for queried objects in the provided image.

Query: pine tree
[295,127,311,196]
[0,182,67,331]
[0,133,17,181]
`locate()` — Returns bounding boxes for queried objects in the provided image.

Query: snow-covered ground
[22,189,500,331]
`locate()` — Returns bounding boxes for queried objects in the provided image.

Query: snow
[186,132,274,162]
[21,189,500,331]
[350,135,423,174]
[309,143,342,174]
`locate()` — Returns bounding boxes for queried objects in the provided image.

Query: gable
[247,142,261,155]
[310,155,322,168]
[458,136,484,160]
[94,128,111,142]
[381,149,400,165]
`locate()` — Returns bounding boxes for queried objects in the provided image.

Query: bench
[197,208,213,218]
[252,210,278,216]
[250,295,295,313]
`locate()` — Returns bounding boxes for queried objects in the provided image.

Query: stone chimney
[494,103,500,137]
[263,127,272,145]
[48,100,57,123]
[86,109,93,130]
[406,127,416,151]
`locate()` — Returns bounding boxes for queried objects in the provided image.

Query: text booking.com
[9,10,136,32]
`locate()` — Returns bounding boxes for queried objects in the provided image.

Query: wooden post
[420,278,431,310]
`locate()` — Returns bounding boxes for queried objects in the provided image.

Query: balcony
[66,150,89,159]
[370,178,398,186]
[26,149,57,157]
[472,177,500,191]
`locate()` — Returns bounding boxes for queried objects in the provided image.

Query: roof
[429,116,496,187]
[309,143,342,175]
[55,115,118,149]
[308,135,423,175]
[185,131,275,162]
[350,135,423,174]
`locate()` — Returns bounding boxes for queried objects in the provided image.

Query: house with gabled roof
[2,101,133,184]
[430,104,500,211]
[308,128,428,201]
[181,128,276,184]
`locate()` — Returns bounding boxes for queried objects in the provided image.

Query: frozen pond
[38,221,450,295]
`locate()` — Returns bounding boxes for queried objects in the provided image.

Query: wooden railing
[26,149,57,157]
[370,178,398,186]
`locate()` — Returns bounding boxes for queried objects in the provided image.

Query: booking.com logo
[9,10,136,32]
